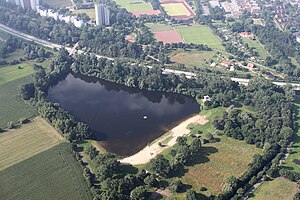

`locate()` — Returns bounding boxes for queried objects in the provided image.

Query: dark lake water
[47,73,199,156]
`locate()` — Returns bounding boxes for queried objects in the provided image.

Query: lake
[47,73,199,156]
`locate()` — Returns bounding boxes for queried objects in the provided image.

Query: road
[1,23,299,89]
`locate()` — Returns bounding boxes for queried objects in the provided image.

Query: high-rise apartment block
[95,3,110,26]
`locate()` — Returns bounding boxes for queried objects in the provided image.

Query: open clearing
[0,63,35,85]
[160,107,262,195]
[175,25,224,50]
[282,97,300,173]
[72,9,95,20]
[170,50,216,67]
[242,38,269,60]
[0,117,63,171]
[121,114,207,165]
[249,177,299,200]
[161,2,191,16]
[0,143,92,200]
[0,75,36,128]
[114,0,153,12]
[43,0,72,8]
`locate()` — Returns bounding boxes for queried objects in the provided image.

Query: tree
[130,186,147,200]
[186,189,197,200]
[189,138,202,155]
[149,155,170,177]
[170,180,183,193]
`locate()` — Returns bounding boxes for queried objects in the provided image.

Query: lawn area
[0,143,92,200]
[249,177,299,200]
[43,0,72,8]
[159,107,262,195]
[170,50,216,68]
[114,0,153,12]
[175,25,224,50]
[0,75,36,128]
[282,97,300,173]
[0,63,35,85]
[242,38,269,60]
[161,3,190,16]
[145,23,174,32]
[0,117,63,171]
[72,9,95,20]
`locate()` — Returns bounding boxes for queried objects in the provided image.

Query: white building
[48,9,59,20]
[209,0,221,8]
[30,0,39,11]
[95,3,110,26]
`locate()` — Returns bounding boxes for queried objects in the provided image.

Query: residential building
[20,0,31,9]
[30,0,38,11]
[95,3,110,26]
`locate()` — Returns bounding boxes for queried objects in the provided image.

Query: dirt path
[120,114,208,165]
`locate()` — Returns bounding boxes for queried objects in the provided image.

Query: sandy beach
[120,114,208,165]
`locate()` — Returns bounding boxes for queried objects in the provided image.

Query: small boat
[143,115,148,119]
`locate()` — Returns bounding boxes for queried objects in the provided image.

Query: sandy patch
[120,114,208,165]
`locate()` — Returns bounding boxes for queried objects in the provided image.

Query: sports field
[43,0,72,8]
[0,117,63,171]
[155,30,183,44]
[249,178,298,200]
[161,3,190,16]
[146,23,174,32]
[0,63,34,86]
[175,25,224,50]
[170,50,216,68]
[0,75,36,128]
[114,0,153,12]
[0,143,92,200]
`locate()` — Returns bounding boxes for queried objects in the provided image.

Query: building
[20,0,31,9]
[95,3,110,26]
[30,0,39,11]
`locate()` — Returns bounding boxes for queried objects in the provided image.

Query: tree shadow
[187,146,219,166]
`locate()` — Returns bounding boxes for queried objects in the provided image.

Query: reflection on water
[47,73,199,156]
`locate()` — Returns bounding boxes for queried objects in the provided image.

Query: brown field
[170,50,216,67]
[0,117,63,171]
[154,30,183,44]
[131,10,161,17]
[181,136,262,194]
[249,177,299,200]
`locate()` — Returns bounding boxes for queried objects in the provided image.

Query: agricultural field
[249,178,299,200]
[114,0,153,12]
[170,50,216,68]
[242,38,269,60]
[0,117,63,171]
[175,25,224,50]
[0,63,35,86]
[72,9,96,20]
[159,107,262,195]
[282,97,300,173]
[43,0,72,8]
[0,143,92,200]
[0,75,36,128]
[161,2,190,16]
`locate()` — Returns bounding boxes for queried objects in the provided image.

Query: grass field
[114,0,153,12]
[170,50,216,68]
[249,178,298,200]
[159,107,262,195]
[242,38,269,60]
[0,75,36,128]
[282,97,300,173]
[0,117,63,171]
[43,0,72,8]
[0,143,92,200]
[0,63,35,85]
[72,9,95,20]
[161,3,190,16]
[145,23,174,32]
[175,25,224,50]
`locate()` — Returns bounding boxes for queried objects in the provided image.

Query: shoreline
[120,114,208,165]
